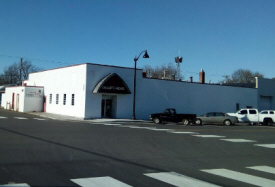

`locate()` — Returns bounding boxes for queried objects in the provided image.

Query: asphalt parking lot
[1,109,275,187]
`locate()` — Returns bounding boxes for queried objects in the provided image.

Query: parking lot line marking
[0,183,30,187]
[33,118,46,120]
[102,123,122,126]
[169,131,198,134]
[247,166,275,174]
[0,116,7,119]
[117,125,138,128]
[220,139,257,143]
[143,127,157,130]
[193,135,226,138]
[14,117,28,120]
[254,144,275,148]
[126,126,156,130]
[71,176,132,187]
[149,128,171,131]
[201,168,275,186]
[144,172,221,187]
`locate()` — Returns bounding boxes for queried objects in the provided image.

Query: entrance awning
[93,73,131,94]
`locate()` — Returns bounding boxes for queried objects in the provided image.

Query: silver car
[197,112,239,126]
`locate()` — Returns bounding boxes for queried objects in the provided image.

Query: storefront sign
[93,73,131,94]
[25,89,43,98]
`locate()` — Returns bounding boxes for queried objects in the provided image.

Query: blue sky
[0,0,274,83]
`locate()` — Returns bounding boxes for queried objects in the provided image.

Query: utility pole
[20,58,23,85]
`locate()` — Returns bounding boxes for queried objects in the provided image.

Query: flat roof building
[1,63,274,120]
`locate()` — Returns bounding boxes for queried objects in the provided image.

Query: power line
[0,54,71,66]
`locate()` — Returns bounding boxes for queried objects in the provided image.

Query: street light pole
[133,50,149,120]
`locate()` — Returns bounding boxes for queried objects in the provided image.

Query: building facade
[1,63,274,120]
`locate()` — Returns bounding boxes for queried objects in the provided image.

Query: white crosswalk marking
[71,176,132,187]
[193,135,225,138]
[0,183,30,186]
[14,117,28,120]
[254,144,275,148]
[247,166,275,174]
[144,172,221,187]
[0,116,7,119]
[201,168,275,187]
[220,139,256,142]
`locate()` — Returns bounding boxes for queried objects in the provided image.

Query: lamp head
[143,50,149,58]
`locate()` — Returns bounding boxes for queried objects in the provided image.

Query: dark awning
[93,73,131,94]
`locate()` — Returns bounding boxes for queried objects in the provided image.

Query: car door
[237,109,248,122]
[247,109,258,122]
[214,113,225,124]
[203,112,214,123]
[160,109,173,122]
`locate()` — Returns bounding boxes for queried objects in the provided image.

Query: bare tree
[223,69,264,83]
[143,62,183,80]
[0,60,42,85]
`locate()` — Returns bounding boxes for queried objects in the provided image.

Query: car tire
[195,118,202,125]
[182,119,190,125]
[153,117,161,124]
[223,119,232,126]
[264,119,273,126]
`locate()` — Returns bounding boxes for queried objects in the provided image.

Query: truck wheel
[264,119,273,126]
[223,119,232,126]
[195,119,202,125]
[182,119,190,125]
[153,117,161,124]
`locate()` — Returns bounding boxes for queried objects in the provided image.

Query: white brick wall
[28,64,87,118]
[1,86,44,112]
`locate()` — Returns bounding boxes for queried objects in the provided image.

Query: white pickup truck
[227,109,275,125]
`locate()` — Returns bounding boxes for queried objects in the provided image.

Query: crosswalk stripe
[144,172,221,187]
[254,144,275,148]
[71,176,132,187]
[0,116,7,119]
[201,168,275,187]
[193,135,225,138]
[14,117,28,120]
[220,139,256,142]
[0,183,30,187]
[247,166,275,174]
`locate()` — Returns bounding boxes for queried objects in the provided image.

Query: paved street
[0,109,275,187]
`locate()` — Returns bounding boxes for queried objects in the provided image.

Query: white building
[1,63,274,120]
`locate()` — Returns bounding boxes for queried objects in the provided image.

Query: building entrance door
[101,98,112,118]
[16,94,19,112]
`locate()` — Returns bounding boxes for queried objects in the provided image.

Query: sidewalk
[28,112,148,123]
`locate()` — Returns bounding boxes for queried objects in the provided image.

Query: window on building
[56,94,59,104]
[49,94,52,104]
[63,94,66,105]
[72,94,75,106]
[236,103,240,111]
